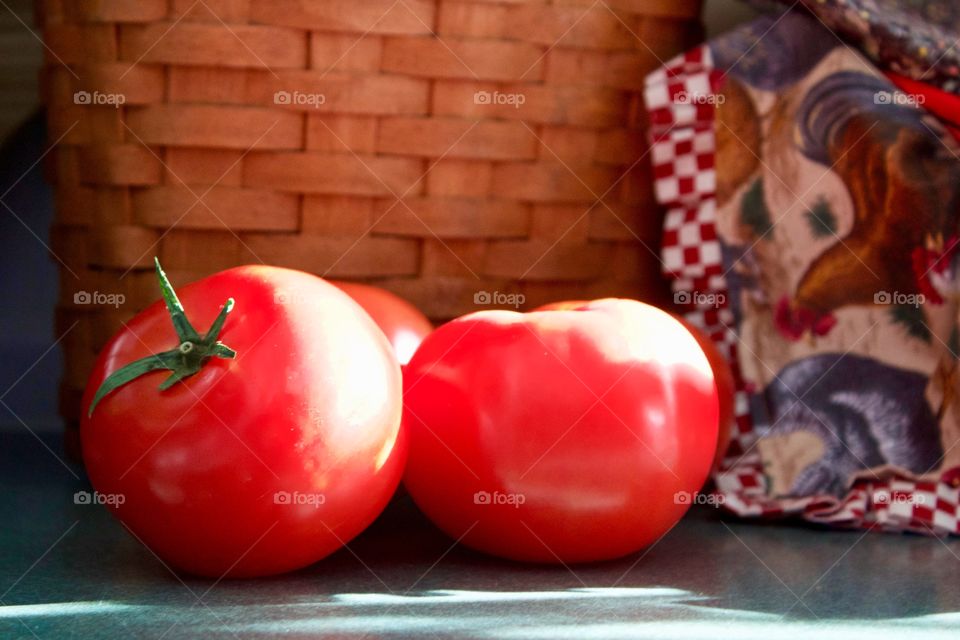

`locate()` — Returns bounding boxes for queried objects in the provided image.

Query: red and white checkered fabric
[644,46,960,536]
[662,203,723,279]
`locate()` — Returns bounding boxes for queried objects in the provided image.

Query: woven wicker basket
[37,0,702,438]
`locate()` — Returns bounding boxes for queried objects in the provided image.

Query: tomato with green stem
[81,260,405,577]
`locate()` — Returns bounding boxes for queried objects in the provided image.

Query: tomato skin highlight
[81,266,406,578]
[533,300,591,311]
[331,281,433,366]
[402,299,718,563]
[536,300,736,473]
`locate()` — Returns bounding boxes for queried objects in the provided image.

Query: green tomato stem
[87,258,237,417]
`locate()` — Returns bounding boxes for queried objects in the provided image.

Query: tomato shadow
[206,493,960,625]
[4,428,960,639]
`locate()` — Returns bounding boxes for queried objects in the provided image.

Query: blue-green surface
[2,433,960,639]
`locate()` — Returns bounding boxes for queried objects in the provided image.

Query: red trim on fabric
[887,72,960,141]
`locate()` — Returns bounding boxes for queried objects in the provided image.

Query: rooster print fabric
[645,10,960,534]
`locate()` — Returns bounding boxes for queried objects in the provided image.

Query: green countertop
[2,432,960,639]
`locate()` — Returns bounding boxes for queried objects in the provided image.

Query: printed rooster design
[773,71,960,340]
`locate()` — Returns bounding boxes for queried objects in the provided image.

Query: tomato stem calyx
[87,258,237,417]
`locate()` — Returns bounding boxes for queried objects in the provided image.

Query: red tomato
[331,282,433,365]
[81,263,405,577]
[403,299,718,563]
[536,301,736,472]
[675,319,736,472]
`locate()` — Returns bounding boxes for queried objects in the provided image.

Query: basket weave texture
[37,0,702,426]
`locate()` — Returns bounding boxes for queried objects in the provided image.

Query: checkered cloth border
[644,46,960,535]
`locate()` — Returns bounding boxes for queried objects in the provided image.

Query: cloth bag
[645,9,960,534]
